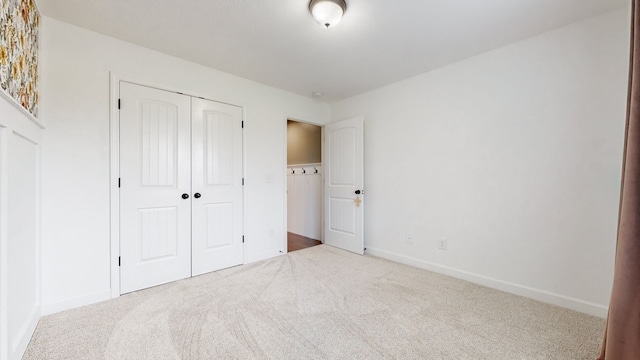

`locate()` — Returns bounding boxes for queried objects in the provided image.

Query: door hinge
[241,121,244,128]
[242,178,244,186]
[118,178,121,188]
[242,235,245,243]
[118,99,121,109]
[118,256,121,266]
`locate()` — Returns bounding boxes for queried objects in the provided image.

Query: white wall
[0,94,41,360]
[39,17,329,314]
[330,8,629,317]
[287,166,322,240]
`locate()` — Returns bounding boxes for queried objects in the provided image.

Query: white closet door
[191,98,244,276]
[119,82,192,294]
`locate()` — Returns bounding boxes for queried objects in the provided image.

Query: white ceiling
[37,0,628,103]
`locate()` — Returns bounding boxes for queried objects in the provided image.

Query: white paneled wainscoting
[0,92,42,360]
[287,164,322,242]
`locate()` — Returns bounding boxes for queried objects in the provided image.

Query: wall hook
[302,168,306,174]
[314,167,318,174]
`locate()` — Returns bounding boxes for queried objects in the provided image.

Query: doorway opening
[286,119,323,252]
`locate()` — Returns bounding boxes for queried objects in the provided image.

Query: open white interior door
[324,116,364,254]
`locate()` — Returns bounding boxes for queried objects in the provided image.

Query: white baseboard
[9,304,39,360]
[41,289,111,316]
[365,247,608,318]
[245,248,286,264]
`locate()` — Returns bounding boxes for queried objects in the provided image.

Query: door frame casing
[282,117,325,253]
[109,73,247,298]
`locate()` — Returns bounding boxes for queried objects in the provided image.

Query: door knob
[194,193,201,199]
[182,193,189,199]
[355,190,361,195]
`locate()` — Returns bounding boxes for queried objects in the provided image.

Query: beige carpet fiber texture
[24,245,604,359]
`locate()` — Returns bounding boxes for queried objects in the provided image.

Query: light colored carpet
[23,245,604,359]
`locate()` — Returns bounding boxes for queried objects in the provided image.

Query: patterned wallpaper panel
[0,0,39,117]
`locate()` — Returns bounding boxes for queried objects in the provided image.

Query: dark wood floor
[287,232,322,252]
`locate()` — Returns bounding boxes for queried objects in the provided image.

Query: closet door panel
[191,98,243,276]
[119,82,192,294]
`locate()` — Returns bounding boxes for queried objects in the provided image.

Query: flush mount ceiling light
[309,0,347,29]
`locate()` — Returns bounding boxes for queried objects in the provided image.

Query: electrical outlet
[405,234,413,244]
[438,238,448,250]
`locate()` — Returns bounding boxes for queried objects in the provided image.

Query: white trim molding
[0,90,44,129]
[109,72,121,298]
[365,247,609,318]
[0,127,9,360]
[41,289,111,316]
[9,307,39,358]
